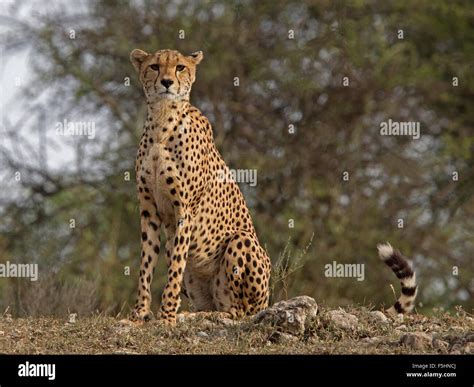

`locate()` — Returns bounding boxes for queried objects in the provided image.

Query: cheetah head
[130,48,203,103]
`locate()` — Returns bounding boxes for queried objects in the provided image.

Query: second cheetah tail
[377,243,418,314]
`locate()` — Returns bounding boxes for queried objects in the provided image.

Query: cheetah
[127,48,271,325]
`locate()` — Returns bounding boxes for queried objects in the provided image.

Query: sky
[0,1,31,126]
[0,0,99,176]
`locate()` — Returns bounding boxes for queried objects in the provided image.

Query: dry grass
[0,306,472,355]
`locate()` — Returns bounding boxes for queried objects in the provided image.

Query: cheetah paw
[117,318,144,327]
[118,310,154,326]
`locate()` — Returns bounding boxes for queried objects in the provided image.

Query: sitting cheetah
[128,48,271,325]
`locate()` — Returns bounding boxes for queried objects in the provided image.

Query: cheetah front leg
[130,199,162,323]
[158,208,193,325]
[130,150,163,323]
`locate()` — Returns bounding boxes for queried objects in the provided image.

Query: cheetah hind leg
[211,231,271,318]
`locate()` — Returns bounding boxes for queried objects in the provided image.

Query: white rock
[369,311,389,324]
[254,296,318,336]
[68,313,77,324]
[395,324,407,331]
[221,318,238,327]
[393,313,405,323]
[268,331,299,344]
[327,310,359,330]
[361,336,384,345]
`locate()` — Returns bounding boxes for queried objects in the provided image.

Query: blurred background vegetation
[0,0,472,317]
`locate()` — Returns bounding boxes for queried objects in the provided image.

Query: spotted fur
[128,48,271,325]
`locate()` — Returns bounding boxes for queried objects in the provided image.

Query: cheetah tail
[377,243,418,314]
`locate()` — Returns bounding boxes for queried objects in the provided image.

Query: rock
[327,310,359,330]
[448,340,474,355]
[463,342,474,354]
[113,325,132,335]
[393,313,404,323]
[215,329,228,337]
[449,343,463,354]
[196,331,209,339]
[394,324,407,331]
[432,338,449,352]
[267,331,299,344]
[399,332,432,350]
[68,313,77,324]
[221,318,238,327]
[253,296,318,336]
[360,336,384,346]
[369,311,389,324]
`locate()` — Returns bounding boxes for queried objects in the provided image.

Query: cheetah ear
[130,49,149,73]
[187,51,203,65]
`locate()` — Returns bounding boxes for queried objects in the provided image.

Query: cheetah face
[130,48,203,103]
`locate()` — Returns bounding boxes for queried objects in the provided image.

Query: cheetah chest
[137,105,207,227]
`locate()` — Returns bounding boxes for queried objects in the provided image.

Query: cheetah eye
[176,64,185,71]
[150,64,160,71]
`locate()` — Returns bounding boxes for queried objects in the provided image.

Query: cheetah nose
[161,79,174,89]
